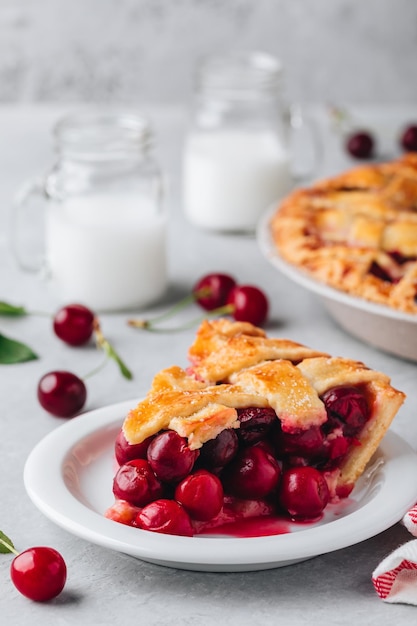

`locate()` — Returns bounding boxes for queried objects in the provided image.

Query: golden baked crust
[123,319,405,495]
[270,153,417,313]
[188,318,328,383]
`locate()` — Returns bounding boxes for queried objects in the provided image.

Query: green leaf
[0,333,38,364]
[0,531,16,554]
[0,301,28,316]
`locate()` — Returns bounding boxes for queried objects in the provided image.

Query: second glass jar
[182,51,293,233]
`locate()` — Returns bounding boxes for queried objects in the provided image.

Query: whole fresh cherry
[193,273,237,311]
[114,429,154,465]
[198,428,239,471]
[401,124,417,152]
[147,430,198,483]
[175,469,224,521]
[112,459,164,507]
[135,499,194,536]
[346,131,375,159]
[222,445,280,499]
[37,371,87,418]
[226,285,269,326]
[53,303,95,346]
[278,466,330,520]
[10,546,67,602]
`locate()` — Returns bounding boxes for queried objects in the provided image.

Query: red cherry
[175,469,224,521]
[193,273,236,311]
[346,131,374,159]
[114,429,154,465]
[226,285,269,326]
[321,385,369,437]
[112,459,164,507]
[222,445,281,499]
[198,428,239,471]
[237,407,277,446]
[53,304,95,346]
[401,125,417,152]
[147,431,198,483]
[37,371,87,417]
[135,499,194,536]
[10,546,67,602]
[275,426,326,460]
[278,466,330,520]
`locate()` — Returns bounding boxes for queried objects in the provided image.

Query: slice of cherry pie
[106,319,405,536]
[270,153,417,313]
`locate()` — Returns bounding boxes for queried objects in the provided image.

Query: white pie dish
[23,400,417,572]
[258,207,417,362]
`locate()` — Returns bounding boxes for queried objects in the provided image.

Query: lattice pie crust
[270,153,417,313]
[123,319,405,498]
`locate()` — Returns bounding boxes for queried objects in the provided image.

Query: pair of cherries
[191,273,268,326]
[37,304,95,418]
[346,123,417,159]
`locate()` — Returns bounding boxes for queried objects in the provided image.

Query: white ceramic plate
[258,208,417,362]
[24,400,417,572]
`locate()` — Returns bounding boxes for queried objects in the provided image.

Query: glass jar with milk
[183,52,315,233]
[12,111,167,312]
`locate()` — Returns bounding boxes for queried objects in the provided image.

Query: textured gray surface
[0,0,416,104]
[1,103,417,623]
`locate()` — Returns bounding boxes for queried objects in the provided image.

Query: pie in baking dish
[106,319,405,536]
[270,153,417,314]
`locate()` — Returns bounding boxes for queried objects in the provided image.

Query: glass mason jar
[182,51,315,233]
[12,111,167,312]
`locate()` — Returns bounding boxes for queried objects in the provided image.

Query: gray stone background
[0,0,416,105]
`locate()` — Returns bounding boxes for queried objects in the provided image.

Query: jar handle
[285,103,322,183]
[11,176,47,273]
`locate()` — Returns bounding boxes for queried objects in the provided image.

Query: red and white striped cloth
[372,505,417,604]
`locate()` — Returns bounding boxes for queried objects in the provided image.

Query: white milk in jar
[183,52,293,233]
[183,130,291,231]
[46,194,166,311]
[10,111,168,311]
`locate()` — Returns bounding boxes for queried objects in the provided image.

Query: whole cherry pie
[105,319,405,536]
[270,153,417,313]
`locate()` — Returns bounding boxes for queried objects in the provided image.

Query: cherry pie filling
[369,251,417,285]
[106,384,372,537]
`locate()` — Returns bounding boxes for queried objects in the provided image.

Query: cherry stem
[128,304,235,333]
[93,319,133,380]
[127,286,212,329]
[327,104,350,132]
[82,354,110,381]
